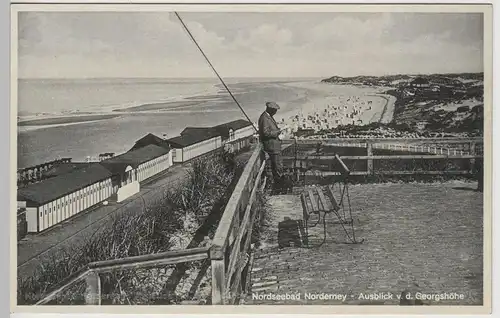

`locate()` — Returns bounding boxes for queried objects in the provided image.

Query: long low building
[16,120,254,233]
[167,119,255,162]
[18,139,173,233]
[167,130,222,163]
[99,143,172,203]
[212,119,255,152]
[17,164,114,233]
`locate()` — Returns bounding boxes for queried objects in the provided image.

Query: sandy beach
[116,101,203,113]
[17,78,398,168]
[276,81,396,135]
[18,114,120,127]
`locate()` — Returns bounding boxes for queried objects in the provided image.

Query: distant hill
[321,73,483,86]
[317,72,484,137]
[321,74,412,83]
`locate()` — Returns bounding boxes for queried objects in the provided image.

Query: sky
[17,11,484,78]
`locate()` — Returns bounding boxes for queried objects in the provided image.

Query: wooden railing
[286,137,483,153]
[35,145,266,306]
[32,138,481,305]
[209,144,266,304]
[282,137,483,177]
[36,247,211,305]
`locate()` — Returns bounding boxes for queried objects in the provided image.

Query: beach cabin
[100,144,172,202]
[166,129,222,163]
[212,119,255,153]
[130,133,172,153]
[17,164,114,233]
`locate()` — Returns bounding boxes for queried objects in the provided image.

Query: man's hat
[266,101,280,110]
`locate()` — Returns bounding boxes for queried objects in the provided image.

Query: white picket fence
[323,142,470,156]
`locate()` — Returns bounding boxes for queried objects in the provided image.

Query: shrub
[251,190,271,249]
[17,148,246,305]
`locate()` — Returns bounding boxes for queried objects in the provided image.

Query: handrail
[210,144,264,304]
[211,145,262,253]
[35,246,210,305]
[32,138,480,305]
[225,160,266,291]
[287,154,483,160]
[285,137,482,178]
[36,267,91,305]
[287,137,483,143]
[35,145,265,306]
[88,246,210,273]
[301,170,472,176]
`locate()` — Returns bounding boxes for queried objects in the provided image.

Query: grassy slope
[17,148,252,305]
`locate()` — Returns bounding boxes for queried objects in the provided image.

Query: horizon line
[18,71,484,81]
[17,76,323,80]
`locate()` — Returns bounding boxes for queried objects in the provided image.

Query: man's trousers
[261,150,283,187]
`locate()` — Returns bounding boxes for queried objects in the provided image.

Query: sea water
[17,77,323,168]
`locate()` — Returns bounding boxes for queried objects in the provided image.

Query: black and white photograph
[11,3,492,313]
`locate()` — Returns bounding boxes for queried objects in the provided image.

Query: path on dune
[377,94,397,124]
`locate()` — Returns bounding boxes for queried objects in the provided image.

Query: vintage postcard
[10,1,493,315]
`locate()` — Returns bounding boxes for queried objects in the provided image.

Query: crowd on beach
[277,95,383,137]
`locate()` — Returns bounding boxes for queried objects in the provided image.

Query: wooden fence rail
[31,138,482,305]
[283,155,481,176]
[282,137,483,177]
[210,145,266,305]
[36,247,211,305]
[289,154,483,160]
[285,137,483,144]
[35,145,266,306]
[285,137,483,157]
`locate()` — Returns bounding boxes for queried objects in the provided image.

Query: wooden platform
[243,181,483,305]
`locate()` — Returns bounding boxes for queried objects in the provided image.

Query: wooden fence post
[84,271,101,305]
[294,140,300,182]
[366,142,373,175]
[469,142,476,173]
[295,160,300,182]
[210,245,226,305]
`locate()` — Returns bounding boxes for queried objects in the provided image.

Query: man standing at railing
[258,101,285,193]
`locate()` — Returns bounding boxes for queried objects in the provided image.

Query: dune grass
[17,150,247,305]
